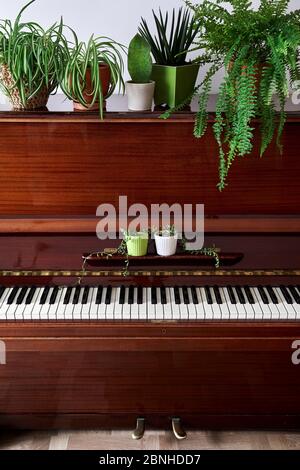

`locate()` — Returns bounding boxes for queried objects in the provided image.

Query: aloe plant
[128,34,152,83]
[0,0,68,108]
[139,7,199,66]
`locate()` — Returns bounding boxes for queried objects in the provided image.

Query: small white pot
[154,232,178,257]
[126,81,155,111]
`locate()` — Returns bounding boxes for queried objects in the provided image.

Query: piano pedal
[171,418,187,440]
[132,417,145,440]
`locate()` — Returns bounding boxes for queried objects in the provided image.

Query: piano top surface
[0,94,299,122]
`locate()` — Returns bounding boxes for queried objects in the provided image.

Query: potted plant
[177,0,300,190]
[122,230,149,257]
[0,0,68,110]
[139,7,200,108]
[126,33,155,111]
[61,34,125,117]
[154,225,178,257]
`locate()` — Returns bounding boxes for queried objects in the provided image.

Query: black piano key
[25,286,36,305]
[266,286,279,304]
[213,286,222,304]
[151,287,157,305]
[160,287,167,305]
[182,286,190,304]
[279,285,293,304]
[288,286,300,304]
[234,286,246,304]
[244,286,255,304]
[227,286,237,304]
[257,286,269,304]
[82,286,90,305]
[204,286,213,304]
[96,286,103,304]
[49,286,59,305]
[119,286,125,304]
[137,286,143,305]
[16,287,28,305]
[40,286,50,305]
[128,286,134,305]
[174,287,181,304]
[72,286,81,304]
[63,286,73,305]
[7,287,20,305]
[0,286,6,301]
[191,286,199,304]
[105,286,112,305]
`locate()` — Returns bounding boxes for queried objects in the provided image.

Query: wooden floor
[1,430,300,450]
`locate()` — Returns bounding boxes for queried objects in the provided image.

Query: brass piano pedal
[171,418,187,440]
[132,418,145,440]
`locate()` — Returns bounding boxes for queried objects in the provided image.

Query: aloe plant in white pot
[154,225,178,257]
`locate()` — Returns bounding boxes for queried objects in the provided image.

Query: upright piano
[0,95,299,434]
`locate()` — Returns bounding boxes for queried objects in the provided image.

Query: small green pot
[126,234,148,257]
[151,63,200,108]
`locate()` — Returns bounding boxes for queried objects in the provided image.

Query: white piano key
[64,288,75,320]
[114,288,123,320]
[179,288,189,320]
[89,288,99,320]
[73,289,83,320]
[130,288,139,320]
[263,288,280,320]
[241,289,255,320]
[121,287,130,320]
[155,288,164,320]
[249,287,265,320]
[6,291,20,320]
[170,288,180,320]
[21,287,41,321]
[274,287,296,320]
[233,288,247,320]
[199,287,214,320]
[81,288,93,320]
[219,288,230,320]
[223,288,238,320]
[138,287,148,320]
[252,287,272,320]
[48,288,63,320]
[164,288,173,320]
[97,286,107,320]
[209,288,222,320]
[105,287,116,320]
[30,288,44,320]
[147,287,156,320]
[194,288,206,320]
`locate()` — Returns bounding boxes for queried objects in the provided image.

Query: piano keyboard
[0,285,299,321]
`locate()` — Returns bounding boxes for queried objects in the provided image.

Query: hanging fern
[183,0,300,189]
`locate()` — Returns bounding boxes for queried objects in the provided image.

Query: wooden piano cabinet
[1,322,300,429]
[0,99,299,431]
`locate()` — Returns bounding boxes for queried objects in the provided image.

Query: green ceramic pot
[126,234,148,257]
[151,63,200,108]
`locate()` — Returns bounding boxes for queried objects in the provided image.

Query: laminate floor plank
[1,430,300,450]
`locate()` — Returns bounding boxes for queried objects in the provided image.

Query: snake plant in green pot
[126,33,154,111]
[139,7,200,108]
[176,0,300,190]
[61,34,125,117]
[0,0,68,110]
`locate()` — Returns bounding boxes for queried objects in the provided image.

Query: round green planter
[151,63,200,108]
[126,234,148,256]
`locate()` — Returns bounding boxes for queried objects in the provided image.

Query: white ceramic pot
[154,232,178,257]
[126,81,155,111]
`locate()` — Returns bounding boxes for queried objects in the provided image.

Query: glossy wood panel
[0,119,299,216]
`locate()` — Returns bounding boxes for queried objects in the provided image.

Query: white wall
[0,0,298,99]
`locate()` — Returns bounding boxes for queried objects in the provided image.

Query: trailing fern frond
[181,0,300,189]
